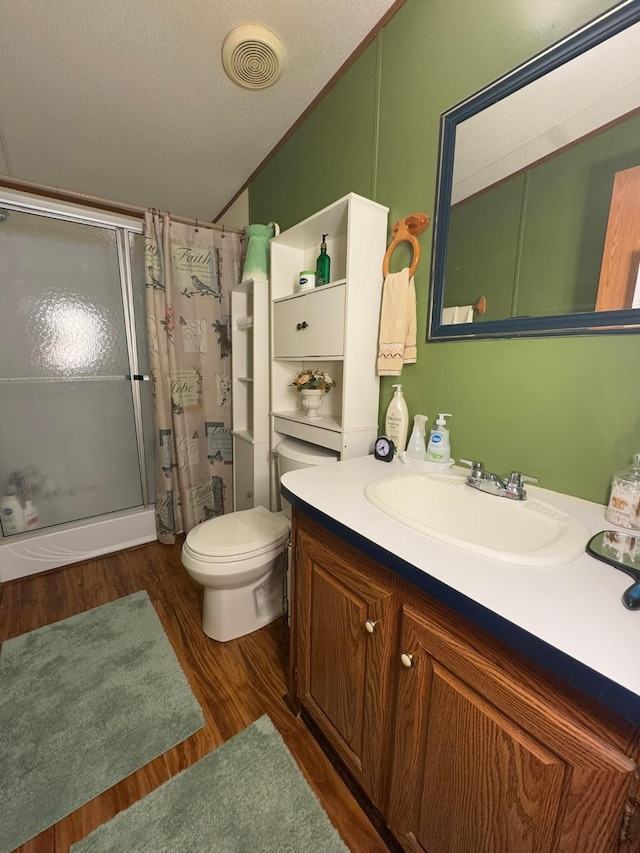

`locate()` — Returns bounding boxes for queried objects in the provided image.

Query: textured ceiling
[0,0,401,221]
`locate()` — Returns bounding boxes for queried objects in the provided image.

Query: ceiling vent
[222,25,286,90]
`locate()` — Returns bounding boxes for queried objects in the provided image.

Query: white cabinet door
[233,437,255,511]
[304,286,345,356]
[273,297,306,358]
[273,286,345,358]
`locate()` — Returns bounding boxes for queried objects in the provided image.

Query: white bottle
[406,414,429,461]
[24,500,39,530]
[385,384,409,455]
[0,494,25,534]
[426,413,452,463]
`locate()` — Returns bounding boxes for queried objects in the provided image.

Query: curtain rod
[0,175,244,234]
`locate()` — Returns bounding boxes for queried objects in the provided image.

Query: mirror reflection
[587,530,640,574]
[429,5,640,340]
[586,530,640,610]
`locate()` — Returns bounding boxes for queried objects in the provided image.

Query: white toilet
[181,437,338,642]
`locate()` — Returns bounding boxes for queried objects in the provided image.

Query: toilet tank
[275,438,338,517]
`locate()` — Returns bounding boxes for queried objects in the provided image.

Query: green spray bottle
[316,234,331,285]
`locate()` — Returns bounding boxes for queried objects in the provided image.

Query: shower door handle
[125,375,150,381]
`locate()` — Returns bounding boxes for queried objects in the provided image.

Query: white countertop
[281,454,640,723]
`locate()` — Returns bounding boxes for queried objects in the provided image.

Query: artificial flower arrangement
[290,369,336,393]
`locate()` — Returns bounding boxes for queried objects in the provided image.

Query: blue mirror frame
[428,0,640,342]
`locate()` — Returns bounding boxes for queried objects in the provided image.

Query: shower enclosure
[0,190,156,581]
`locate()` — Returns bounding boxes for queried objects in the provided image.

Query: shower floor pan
[0,508,156,582]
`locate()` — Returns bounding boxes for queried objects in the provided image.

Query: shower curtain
[144,211,243,544]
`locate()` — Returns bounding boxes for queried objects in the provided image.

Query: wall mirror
[428,1,640,341]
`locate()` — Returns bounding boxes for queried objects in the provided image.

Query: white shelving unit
[269,192,389,505]
[230,278,270,510]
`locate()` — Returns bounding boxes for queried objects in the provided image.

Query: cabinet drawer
[273,416,342,451]
[273,286,345,358]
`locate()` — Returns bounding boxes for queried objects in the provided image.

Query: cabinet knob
[400,652,415,668]
[364,619,377,634]
[296,321,309,330]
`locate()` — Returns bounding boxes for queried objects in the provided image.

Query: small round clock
[374,436,395,462]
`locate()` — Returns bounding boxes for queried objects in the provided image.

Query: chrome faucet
[459,459,538,501]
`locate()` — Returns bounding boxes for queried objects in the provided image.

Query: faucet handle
[505,471,538,499]
[459,459,485,479]
[508,471,538,485]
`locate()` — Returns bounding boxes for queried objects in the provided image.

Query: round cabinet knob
[364,619,377,634]
[400,652,414,668]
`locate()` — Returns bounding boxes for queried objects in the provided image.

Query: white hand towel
[377,268,417,376]
[442,305,474,325]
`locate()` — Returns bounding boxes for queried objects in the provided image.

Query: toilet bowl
[181,437,338,641]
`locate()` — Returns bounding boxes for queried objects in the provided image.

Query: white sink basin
[364,472,590,566]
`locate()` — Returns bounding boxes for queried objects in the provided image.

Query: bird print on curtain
[144,211,243,544]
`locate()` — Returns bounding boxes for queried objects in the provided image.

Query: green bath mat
[71,715,348,853]
[0,590,204,853]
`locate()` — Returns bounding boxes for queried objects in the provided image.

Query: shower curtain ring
[195,218,199,233]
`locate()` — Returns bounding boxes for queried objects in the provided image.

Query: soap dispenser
[385,384,409,455]
[316,234,331,285]
[406,414,428,461]
[605,452,640,530]
[426,413,452,463]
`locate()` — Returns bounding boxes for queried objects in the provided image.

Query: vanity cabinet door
[388,603,636,853]
[294,522,397,808]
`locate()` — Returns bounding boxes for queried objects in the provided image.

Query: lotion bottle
[385,384,409,455]
[426,413,452,463]
[406,414,428,461]
[0,494,25,534]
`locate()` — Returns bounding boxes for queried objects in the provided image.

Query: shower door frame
[0,188,156,580]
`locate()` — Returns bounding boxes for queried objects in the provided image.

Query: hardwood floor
[0,540,390,852]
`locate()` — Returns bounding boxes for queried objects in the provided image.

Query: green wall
[446,176,523,322]
[250,0,640,505]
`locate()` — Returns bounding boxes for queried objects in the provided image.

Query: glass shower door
[0,208,144,536]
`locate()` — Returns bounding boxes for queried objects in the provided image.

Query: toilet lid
[185,506,289,559]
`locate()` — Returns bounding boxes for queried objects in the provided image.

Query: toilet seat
[183,506,289,566]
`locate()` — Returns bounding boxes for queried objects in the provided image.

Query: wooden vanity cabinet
[293,513,399,808]
[291,511,640,852]
[388,601,638,853]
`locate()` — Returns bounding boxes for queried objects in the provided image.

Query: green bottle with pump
[316,234,331,285]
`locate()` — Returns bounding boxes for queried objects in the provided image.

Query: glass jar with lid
[605,452,640,530]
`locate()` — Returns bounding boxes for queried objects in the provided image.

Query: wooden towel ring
[473,296,487,315]
[382,212,431,277]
